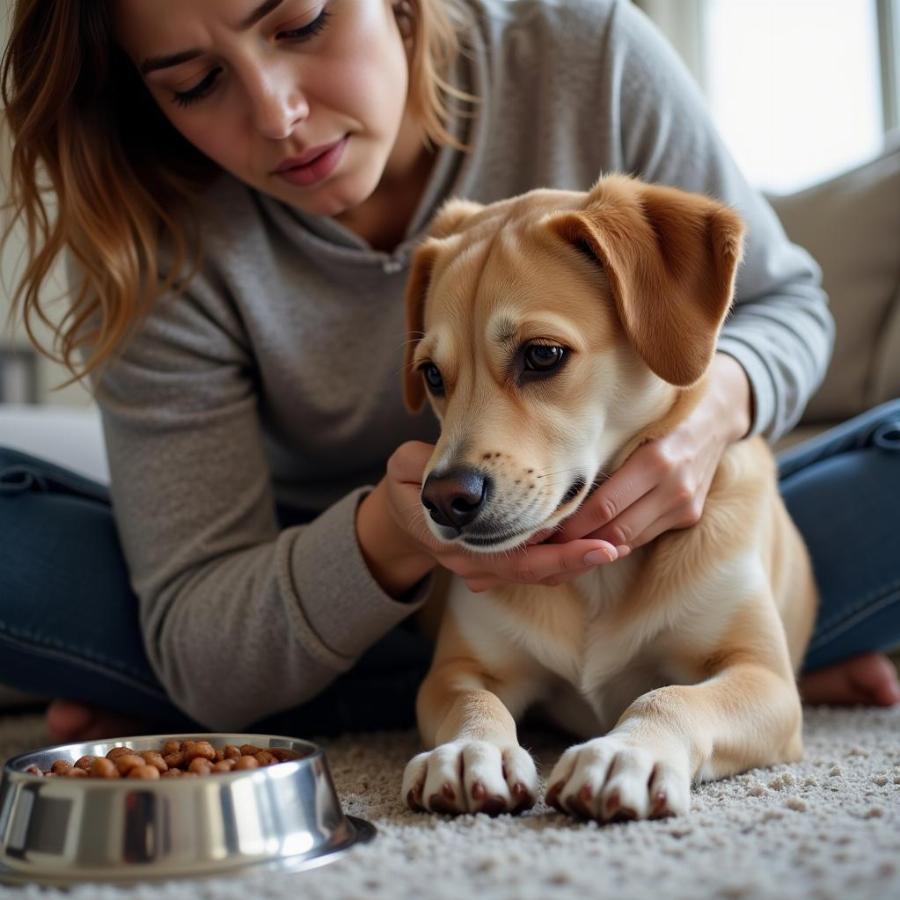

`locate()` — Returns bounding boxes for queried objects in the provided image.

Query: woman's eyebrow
[139,0,285,74]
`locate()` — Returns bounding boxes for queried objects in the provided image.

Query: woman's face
[114,0,417,219]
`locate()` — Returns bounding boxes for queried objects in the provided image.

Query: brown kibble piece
[235,755,259,770]
[50,760,73,775]
[106,747,133,761]
[74,755,97,771]
[223,745,241,760]
[188,757,213,775]
[163,751,185,768]
[211,760,237,773]
[139,751,168,773]
[254,751,276,766]
[91,758,121,779]
[162,740,181,755]
[270,748,301,762]
[64,767,88,777]
[128,765,161,780]
[161,768,182,778]
[183,741,216,763]
[114,754,146,776]
[239,744,261,756]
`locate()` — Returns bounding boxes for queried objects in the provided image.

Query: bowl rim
[2,732,324,785]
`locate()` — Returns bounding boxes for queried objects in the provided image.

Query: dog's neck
[608,376,708,474]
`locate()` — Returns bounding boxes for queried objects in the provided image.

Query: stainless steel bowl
[0,732,375,886]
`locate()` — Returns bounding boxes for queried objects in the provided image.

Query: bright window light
[704,0,883,193]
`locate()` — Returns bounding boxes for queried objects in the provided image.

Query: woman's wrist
[709,352,753,443]
[356,480,436,600]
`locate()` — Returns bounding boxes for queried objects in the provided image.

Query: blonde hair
[1,0,473,386]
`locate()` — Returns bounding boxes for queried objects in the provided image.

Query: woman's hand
[550,353,753,551]
[357,441,620,596]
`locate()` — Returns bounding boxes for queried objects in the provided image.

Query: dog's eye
[523,344,566,372]
[420,362,445,394]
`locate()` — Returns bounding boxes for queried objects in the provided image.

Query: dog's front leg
[401,657,540,816]
[547,657,802,822]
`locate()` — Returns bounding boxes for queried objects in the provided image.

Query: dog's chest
[449,554,658,700]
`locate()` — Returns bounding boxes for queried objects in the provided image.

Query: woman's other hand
[550,353,752,551]
[357,441,619,596]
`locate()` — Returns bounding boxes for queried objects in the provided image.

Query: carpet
[0,706,898,900]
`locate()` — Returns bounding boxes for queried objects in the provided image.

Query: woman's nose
[247,67,309,140]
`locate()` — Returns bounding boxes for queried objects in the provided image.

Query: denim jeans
[1,399,898,736]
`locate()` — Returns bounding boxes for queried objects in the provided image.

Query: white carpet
[1,706,898,900]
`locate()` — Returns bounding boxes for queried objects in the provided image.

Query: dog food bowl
[0,733,375,886]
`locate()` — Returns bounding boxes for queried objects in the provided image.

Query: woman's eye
[421,363,445,394]
[278,7,331,40]
[170,8,331,108]
[523,344,567,373]
[173,68,222,108]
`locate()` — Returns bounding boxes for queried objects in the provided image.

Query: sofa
[1,142,898,709]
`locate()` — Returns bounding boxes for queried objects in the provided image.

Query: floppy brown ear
[547,176,745,386]
[403,199,486,412]
[402,241,440,413]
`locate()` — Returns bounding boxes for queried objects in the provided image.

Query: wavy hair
[1,0,474,386]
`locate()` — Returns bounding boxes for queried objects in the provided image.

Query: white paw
[545,735,691,821]
[401,739,538,815]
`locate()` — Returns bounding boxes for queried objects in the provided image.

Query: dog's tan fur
[400,175,818,821]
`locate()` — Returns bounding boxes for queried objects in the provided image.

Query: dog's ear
[547,176,745,386]
[402,200,484,412]
[403,241,441,413]
[429,197,485,239]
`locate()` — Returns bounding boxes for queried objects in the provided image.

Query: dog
[398,175,818,821]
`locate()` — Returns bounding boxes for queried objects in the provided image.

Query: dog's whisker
[535,466,585,479]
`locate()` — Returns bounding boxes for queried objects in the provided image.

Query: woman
[2,0,898,744]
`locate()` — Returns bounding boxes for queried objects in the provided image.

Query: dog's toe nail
[471,781,486,800]
[651,791,670,817]
[604,790,621,818]
[442,783,456,801]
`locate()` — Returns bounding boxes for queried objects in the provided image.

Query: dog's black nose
[421,469,489,531]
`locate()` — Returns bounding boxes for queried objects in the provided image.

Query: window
[637,0,899,193]
[705,0,883,193]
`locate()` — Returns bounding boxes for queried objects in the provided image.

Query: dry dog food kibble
[27,741,303,779]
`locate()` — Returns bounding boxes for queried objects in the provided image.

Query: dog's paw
[545,735,690,822]
[401,740,538,815]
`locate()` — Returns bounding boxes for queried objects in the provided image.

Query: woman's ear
[402,241,440,413]
[547,175,745,386]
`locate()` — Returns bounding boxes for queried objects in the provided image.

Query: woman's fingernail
[616,545,631,558]
[583,549,614,565]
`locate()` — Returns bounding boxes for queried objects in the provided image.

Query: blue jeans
[1,400,899,736]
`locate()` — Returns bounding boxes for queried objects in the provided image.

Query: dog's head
[404,175,744,552]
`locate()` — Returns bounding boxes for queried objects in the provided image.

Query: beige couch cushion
[768,141,900,424]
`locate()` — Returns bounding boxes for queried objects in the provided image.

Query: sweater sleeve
[82,260,430,731]
[604,0,835,441]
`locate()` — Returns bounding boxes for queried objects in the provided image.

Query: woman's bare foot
[798,652,900,706]
[45,699,162,743]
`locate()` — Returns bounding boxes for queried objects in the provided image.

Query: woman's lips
[274,136,348,187]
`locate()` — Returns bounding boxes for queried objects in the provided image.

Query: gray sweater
[86,0,833,729]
